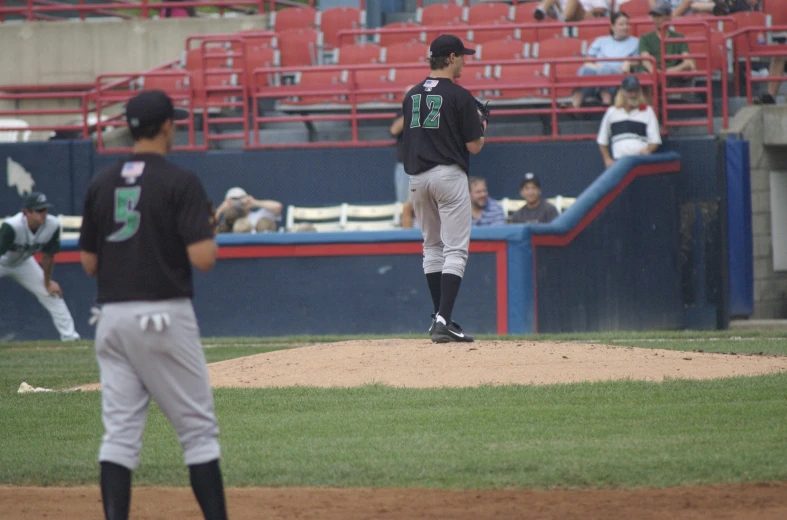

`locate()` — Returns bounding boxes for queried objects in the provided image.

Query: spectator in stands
[650,0,693,16]
[597,76,662,169]
[572,12,640,109]
[638,5,696,102]
[470,177,506,226]
[160,0,197,18]
[760,56,786,104]
[534,0,608,22]
[510,173,559,225]
[215,187,283,233]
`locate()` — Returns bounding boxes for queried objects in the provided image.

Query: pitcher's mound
[204,339,787,389]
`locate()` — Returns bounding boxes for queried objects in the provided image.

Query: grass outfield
[1,331,786,489]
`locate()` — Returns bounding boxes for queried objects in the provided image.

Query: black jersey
[79,153,215,303]
[402,76,484,176]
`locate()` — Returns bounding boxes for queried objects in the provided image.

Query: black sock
[189,459,228,520]
[425,272,442,314]
[438,273,462,325]
[100,461,132,520]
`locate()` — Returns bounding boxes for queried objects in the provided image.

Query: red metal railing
[247,56,658,150]
[725,25,787,112]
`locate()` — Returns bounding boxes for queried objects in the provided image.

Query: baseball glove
[475,98,490,133]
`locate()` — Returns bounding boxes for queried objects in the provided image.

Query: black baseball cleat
[429,313,437,335]
[431,320,474,343]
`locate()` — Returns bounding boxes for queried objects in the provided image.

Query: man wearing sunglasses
[0,191,80,341]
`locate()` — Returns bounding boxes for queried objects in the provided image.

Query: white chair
[285,204,347,232]
[0,119,32,143]
[344,202,402,231]
[58,215,83,240]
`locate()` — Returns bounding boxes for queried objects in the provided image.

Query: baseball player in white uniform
[0,192,80,341]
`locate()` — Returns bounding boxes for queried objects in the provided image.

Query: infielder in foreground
[79,90,228,520]
[402,34,488,343]
[0,192,80,341]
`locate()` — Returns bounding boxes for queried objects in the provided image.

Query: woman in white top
[572,11,639,109]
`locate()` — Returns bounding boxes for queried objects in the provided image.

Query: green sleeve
[0,223,15,256]
[42,228,60,255]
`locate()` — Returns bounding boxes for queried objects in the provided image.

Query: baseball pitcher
[0,192,80,341]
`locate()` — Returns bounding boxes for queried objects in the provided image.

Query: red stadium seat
[348,68,392,103]
[532,38,586,98]
[730,11,770,51]
[277,29,321,67]
[285,68,347,105]
[184,46,231,71]
[487,63,550,100]
[456,63,492,92]
[246,46,279,78]
[190,71,241,108]
[477,38,527,61]
[375,21,423,46]
[139,74,190,94]
[468,20,521,44]
[575,21,612,42]
[320,6,365,49]
[615,0,651,18]
[270,6,318,32]
[383,41,429,64]
[390,67,430,95]
[466,2,513,25]
[763,0,787,27]
[417,2,465,26]
[423,22,470,45]
[335,43,382,65]
[686,29,725,73]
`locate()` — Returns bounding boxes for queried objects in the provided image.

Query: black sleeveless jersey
[79,153,214,303]
[401,76,484,175]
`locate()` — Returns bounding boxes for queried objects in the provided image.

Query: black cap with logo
[521,172,541,189]
[621,75,642,92]
[429,34,476,58]
[125,90,189,134]
[23,191,54,211]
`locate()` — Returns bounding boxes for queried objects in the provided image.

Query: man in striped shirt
[470,177,506,226]
[597,76,661,169]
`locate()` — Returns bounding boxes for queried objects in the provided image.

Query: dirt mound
[76,339,787,391]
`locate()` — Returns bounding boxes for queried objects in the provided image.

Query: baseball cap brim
[173,107,190,120]
[461,48,476,55]
[28,201,53,211]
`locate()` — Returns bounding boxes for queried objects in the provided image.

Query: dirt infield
[3,483,787,519]
[36,340,787,517]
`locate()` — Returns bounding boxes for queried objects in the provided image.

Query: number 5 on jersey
[108,187,142,242]
[410,94,443,129]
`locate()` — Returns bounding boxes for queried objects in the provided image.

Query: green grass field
[1,331,786,489]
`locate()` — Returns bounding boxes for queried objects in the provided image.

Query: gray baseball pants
[95,298,220,471]
[409,164,471,278]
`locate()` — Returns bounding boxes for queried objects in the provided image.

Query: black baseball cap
[521,172,541,189]
[23,192,54,211]
[429,34,476,58]
[125,90,189,132]
[648,4,672,16]
[621,75,641,91]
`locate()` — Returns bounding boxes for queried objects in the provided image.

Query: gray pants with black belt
[95,298,220,470]
[408,164,471,278]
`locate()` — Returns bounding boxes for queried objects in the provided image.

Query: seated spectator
[597,76,662,169]
[638,4,696,102]
[649,0,692,16]
[215,187,283,233]
[510,173,559,225]
[760,56,786,105]
[470,177,506,227]
[572,12,640,109]
[534,0,608,22]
